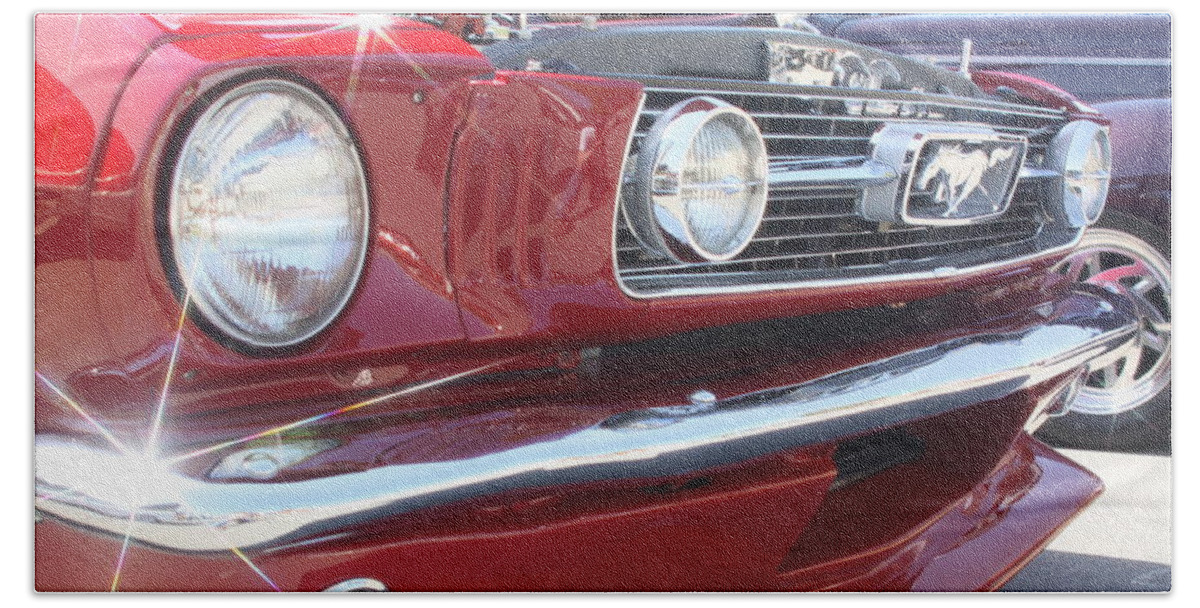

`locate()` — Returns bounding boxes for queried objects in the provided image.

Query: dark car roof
[828,13,1170,59]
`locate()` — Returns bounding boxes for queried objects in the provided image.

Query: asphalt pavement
[1000,448,1172,592]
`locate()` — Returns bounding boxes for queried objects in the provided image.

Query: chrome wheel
[1056,227,1171,416]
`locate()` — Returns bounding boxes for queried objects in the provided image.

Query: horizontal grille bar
[618,202,1042,273]
[640,85,1066,121]
[642,109,1055,138]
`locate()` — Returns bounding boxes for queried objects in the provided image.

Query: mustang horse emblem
[916,144,1016,217]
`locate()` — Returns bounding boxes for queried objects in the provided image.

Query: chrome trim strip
[640,85,1067,120]
[617,220,1072,301]
[767,157,1061,193]
[646,109,870,122]
[34,290,1135,553]
[1019,167,1061,180]
[610,92,647,287]
[623,231,1038,274]
[645,109,1052,137]
[324,578,388,592]
[768,158,899,189]
[624,230,1036,273]
[617,237,1079,299]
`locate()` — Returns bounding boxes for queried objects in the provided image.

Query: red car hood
[145,13,435,37]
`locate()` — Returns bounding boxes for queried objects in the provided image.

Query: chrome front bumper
[35,288,1137,553]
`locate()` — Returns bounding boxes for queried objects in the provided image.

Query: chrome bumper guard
[35,288,1136,553]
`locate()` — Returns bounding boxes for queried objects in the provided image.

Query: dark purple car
[814,12,1171,450]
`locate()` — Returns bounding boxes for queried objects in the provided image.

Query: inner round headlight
[167,79,369,349]
[625,96,768,262]
[1049,120,1112,228]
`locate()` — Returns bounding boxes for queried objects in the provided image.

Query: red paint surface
[35,272,1091,590]
[34,426,1099,591]
[36,15,493,434]
[143,14,437,37]
[75,269,1067,477]
[36,13,1077,432]
[970,70,1110,123]
[36,14,1105,592]
[447,71,1072,353]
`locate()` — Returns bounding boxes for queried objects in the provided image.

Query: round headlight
[1049,120,1112,228]
[167,80,369,349]
[625,97,768,262]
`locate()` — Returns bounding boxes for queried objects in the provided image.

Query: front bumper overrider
[35,286,1137,555]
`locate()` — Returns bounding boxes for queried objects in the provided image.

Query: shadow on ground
[1001,550,1171,592]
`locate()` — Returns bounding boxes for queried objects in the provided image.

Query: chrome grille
[616,80,1072,296]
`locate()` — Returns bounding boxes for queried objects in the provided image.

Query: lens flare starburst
[37,283,508,590]
[36,304,285,591]
[231,13,434,104]
[35,13,481,591]
[330,13,435,102]
[110,512,138,592]
[144,289,191,459]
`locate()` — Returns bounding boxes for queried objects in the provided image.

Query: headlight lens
[625,96,768,262]
[1049,120,1112,228]
[168,80,369,349]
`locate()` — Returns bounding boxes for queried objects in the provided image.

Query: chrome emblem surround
[860,123,1028,226]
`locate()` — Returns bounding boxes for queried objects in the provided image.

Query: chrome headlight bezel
[623,96,769,263]
[160,77,371,352]
[1048,120,1112,228]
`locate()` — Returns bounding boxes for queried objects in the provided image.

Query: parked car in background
[37,13,1141,591]
[808,13,1170,103]
[812,12,1171,451]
